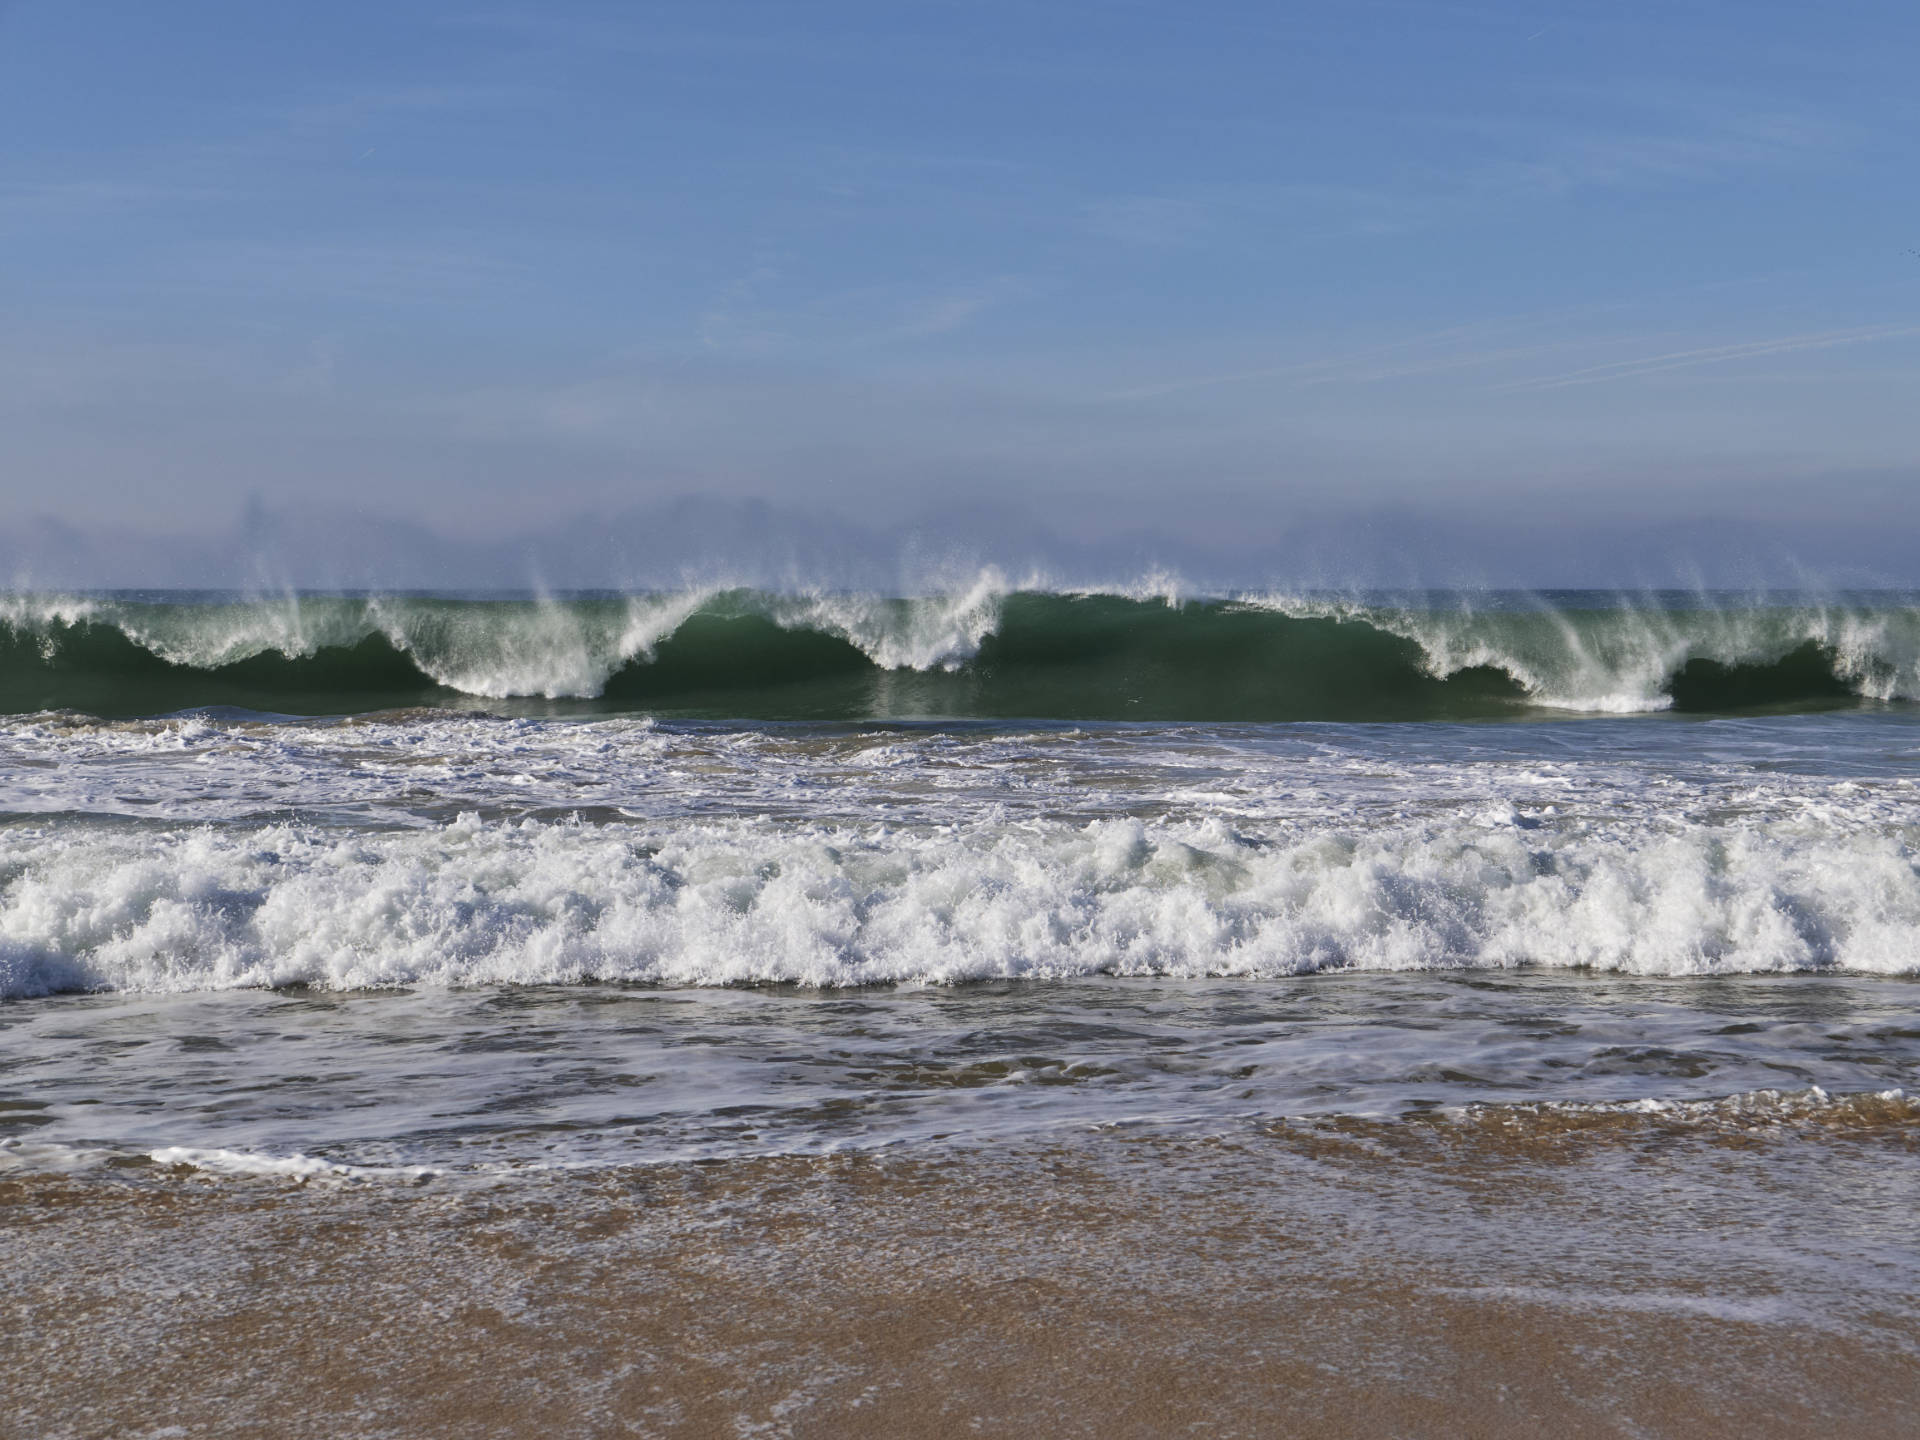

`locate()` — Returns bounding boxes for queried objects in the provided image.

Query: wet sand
[5,1112,1918,1439]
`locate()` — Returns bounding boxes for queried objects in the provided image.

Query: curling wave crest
[5,807,1919,998]
[0,583,1004,702]
[6,583,1920,719]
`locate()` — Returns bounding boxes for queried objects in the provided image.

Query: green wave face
[0,590,1913,721]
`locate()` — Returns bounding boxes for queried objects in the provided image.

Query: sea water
[3,586,1918,1176]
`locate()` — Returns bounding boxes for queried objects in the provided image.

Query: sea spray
[2,585,1919,719]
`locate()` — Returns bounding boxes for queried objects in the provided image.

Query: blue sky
[3,1,1918,582]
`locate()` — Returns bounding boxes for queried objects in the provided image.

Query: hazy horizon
[7,485,1920,593]
[4,1,1917,586]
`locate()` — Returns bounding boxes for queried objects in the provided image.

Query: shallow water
[3,971,1917,1173]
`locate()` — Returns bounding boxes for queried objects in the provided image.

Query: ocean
[4,584,1919,1436]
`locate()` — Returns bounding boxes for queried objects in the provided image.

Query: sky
[2,0,1918,586]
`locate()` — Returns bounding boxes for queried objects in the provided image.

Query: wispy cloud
[204,241,525,305]
[276,81,532,135]
[1498,324,1920,392]
[894,285,1014,339]
[1082,195,1217,249]
[1103,311,1600,401]
[0,178,221,228]
[698,270,1024,356]
[444,7,895,67]
[1059,88,1852,274]
[1457,96,1849,198]
[0,77,534,248]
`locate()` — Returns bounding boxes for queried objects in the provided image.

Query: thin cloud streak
[1102,309,1613,401]
[1499,325,1920,392]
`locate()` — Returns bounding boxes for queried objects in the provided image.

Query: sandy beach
[8,1106,1917,1439]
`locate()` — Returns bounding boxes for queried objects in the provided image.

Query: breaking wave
[4,807,1920,999]
[4,583,1920,720]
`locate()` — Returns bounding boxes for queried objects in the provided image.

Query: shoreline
[7,1117,1917,1438]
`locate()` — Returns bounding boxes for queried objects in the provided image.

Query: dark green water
[0,589,1905,720]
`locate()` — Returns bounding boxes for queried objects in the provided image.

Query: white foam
[1482,1085,1920,1129]
[1440,1285,1807,1326]
[1239,591,1920,712]
[761,570,1009,671]
[372,589,714,698]
[1063,567,1191,607]
[11,585,1920,708]
[147,1146,435,1181]
[3,799,1917,998]
[0,582,1018,697]
[0,592,104,656]
[0,1137,116,1174]
[149,1146,349,1178]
